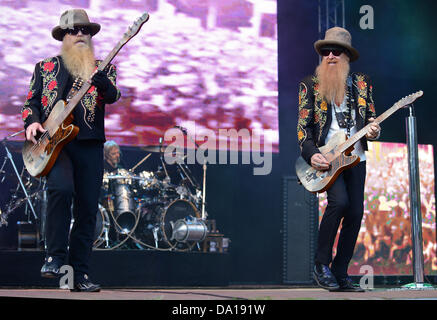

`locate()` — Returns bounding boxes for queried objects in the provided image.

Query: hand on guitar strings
[311,153,330,171]
[366,117,381,140]
[26,122,47,144]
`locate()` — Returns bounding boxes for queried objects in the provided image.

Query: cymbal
[141,145,166,153]
[105,175,142,180]
[141,145,186,157]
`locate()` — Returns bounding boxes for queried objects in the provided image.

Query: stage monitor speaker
[282,176,319,284]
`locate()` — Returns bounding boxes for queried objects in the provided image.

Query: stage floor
[1,286,437,300]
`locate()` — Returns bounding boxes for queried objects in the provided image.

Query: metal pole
[406,104,425,284]
[342,0,345,28]
[326,0,329,29]
[318,0,321,38]
[1,140,38,221]
[201,162,207,220]
[334,0,337,26]
[318,0,322,64]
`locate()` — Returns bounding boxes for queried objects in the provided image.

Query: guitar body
[22,100,79,177]
[295,131,360,193]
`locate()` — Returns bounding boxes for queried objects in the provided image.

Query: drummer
[103,140,125,173]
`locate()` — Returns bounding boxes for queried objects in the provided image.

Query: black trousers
[315,161,366,278]
[45,139,103,281]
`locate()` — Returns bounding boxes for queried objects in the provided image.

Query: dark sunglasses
[320,48,344,57]
[65,26,91,36]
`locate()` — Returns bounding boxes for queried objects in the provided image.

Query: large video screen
[0,0,278,151]
[319,141,437,275]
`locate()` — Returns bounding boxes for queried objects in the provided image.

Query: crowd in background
[319,142,436,275]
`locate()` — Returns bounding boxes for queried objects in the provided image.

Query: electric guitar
[22,13,150,177]
[296,91,423,193]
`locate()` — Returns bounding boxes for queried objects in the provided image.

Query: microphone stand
[201,161,207,220]
[158,137,171,183]
[175,126,207,220]
[0,130,38,225]
[402,104,433,289]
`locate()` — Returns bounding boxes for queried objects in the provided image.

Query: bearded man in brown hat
[21,9,120,292]
[297,27,380,292]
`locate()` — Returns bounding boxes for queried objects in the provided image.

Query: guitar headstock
[120,12,150,45]
[397,90,424,108]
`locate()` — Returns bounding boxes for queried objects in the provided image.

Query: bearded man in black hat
[21,9,121,292]
[297,27,380,292]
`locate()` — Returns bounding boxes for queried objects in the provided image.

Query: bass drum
[70,204,110,248]
[160,199,203,249]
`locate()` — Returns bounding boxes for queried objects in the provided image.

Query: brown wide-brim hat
[52,9,101,41]
[314,27,359,62]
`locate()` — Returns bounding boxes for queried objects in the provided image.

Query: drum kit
[89,144,209,251]
[0,133,210,252]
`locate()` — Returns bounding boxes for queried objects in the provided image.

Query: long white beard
[61,41,96,80]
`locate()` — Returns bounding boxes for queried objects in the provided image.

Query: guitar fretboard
[338,100,413,153]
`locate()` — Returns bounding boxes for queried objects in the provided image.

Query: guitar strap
[332,75,355,137]
[345,75,355,137]
[66,77,84,102]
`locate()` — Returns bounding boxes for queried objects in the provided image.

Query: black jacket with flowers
[297,72,376,165]
[21,56,120,141]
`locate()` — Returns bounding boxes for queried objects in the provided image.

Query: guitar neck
[338,102,401,152]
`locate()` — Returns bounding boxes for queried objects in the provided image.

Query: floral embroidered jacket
[21,56,121,141]
[297,72,376,165]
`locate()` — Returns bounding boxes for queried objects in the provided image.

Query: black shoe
[313,263,340,291]
[70,275,101,292]
[40,256,63,278]
[330,276,365,292]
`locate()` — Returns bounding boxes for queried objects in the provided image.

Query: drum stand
[174,126,208,219]
[159,137,171,182]
[0,131,38,226]
[103,224,110,248]
[201,161,207,220]
[153,225,159,248]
